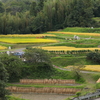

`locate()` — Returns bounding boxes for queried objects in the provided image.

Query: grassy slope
[7,96,28,100]
[61,27,100,33]
[50,40,99,48]
[51,56,98,67]
[8,83,84,89]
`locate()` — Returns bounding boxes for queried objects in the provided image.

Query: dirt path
[95,98,100,100]
[10,48,25,52]
[12,93,70,100]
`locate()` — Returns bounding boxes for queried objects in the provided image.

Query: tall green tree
[24,48,52,65]
[37,0,45,11]
[71,61,85,81]
[30,1,37,16]
[0,2,5,13]
[24,48,53,78]
[92,0,100,17]
[65,0,94,27]
[0,62,9,100]
[0,54,24,82]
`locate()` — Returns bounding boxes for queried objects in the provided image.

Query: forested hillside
[0,0,100,34]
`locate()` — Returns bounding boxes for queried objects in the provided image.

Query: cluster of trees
[0,62,10,100]
[0,48,53,82]
[0,0,100,34]
[23,48,54,78]
[87,51,100,64]
[0,48,53,99]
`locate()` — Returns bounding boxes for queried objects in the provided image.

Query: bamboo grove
[0,0,100,34]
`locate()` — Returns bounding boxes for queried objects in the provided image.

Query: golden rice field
[82,65,100,72]
[65,65,100,72]
[48,31,100,37]
[0,46,7,50]
[0,38,58,44]
[40,46,100,51]
[0,34,56,37]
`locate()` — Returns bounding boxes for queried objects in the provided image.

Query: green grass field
[8,83,84,89]
[7,96,27,100]
[61,27,100,33]
[50,39,99,48]
[51,56,98,67]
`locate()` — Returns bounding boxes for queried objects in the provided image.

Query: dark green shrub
[92,74,100,81]
[86,52,100,64]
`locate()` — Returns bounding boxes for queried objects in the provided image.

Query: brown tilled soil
[12,93,71,100]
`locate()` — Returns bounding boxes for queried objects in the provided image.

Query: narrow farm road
[11,48,25,52]
[12,93,70,100]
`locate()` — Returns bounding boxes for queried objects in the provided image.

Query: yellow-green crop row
[82,65,100,72]
[0,38,58,44]
[40,46,100,51]
[0,34,56,37]
[65,65,100,72]
[0,46,7,50]
[48,31,100,37]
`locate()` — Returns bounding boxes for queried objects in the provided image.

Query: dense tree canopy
[23,48,53,78]
[0,54,24,81]
[86,52,100,64]
[0,0,100,34]
[0,48,53,81]
[0,62,9,100]
[0,2,5,13]
[24,48,52,65]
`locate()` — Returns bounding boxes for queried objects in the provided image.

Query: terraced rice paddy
[48,31,100,37]
[0,45,7,50]
[0,34,56,37]
[82,65,100,72]
[65,65,100,72]
[40,46,100,51]
[0,38,58,44]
